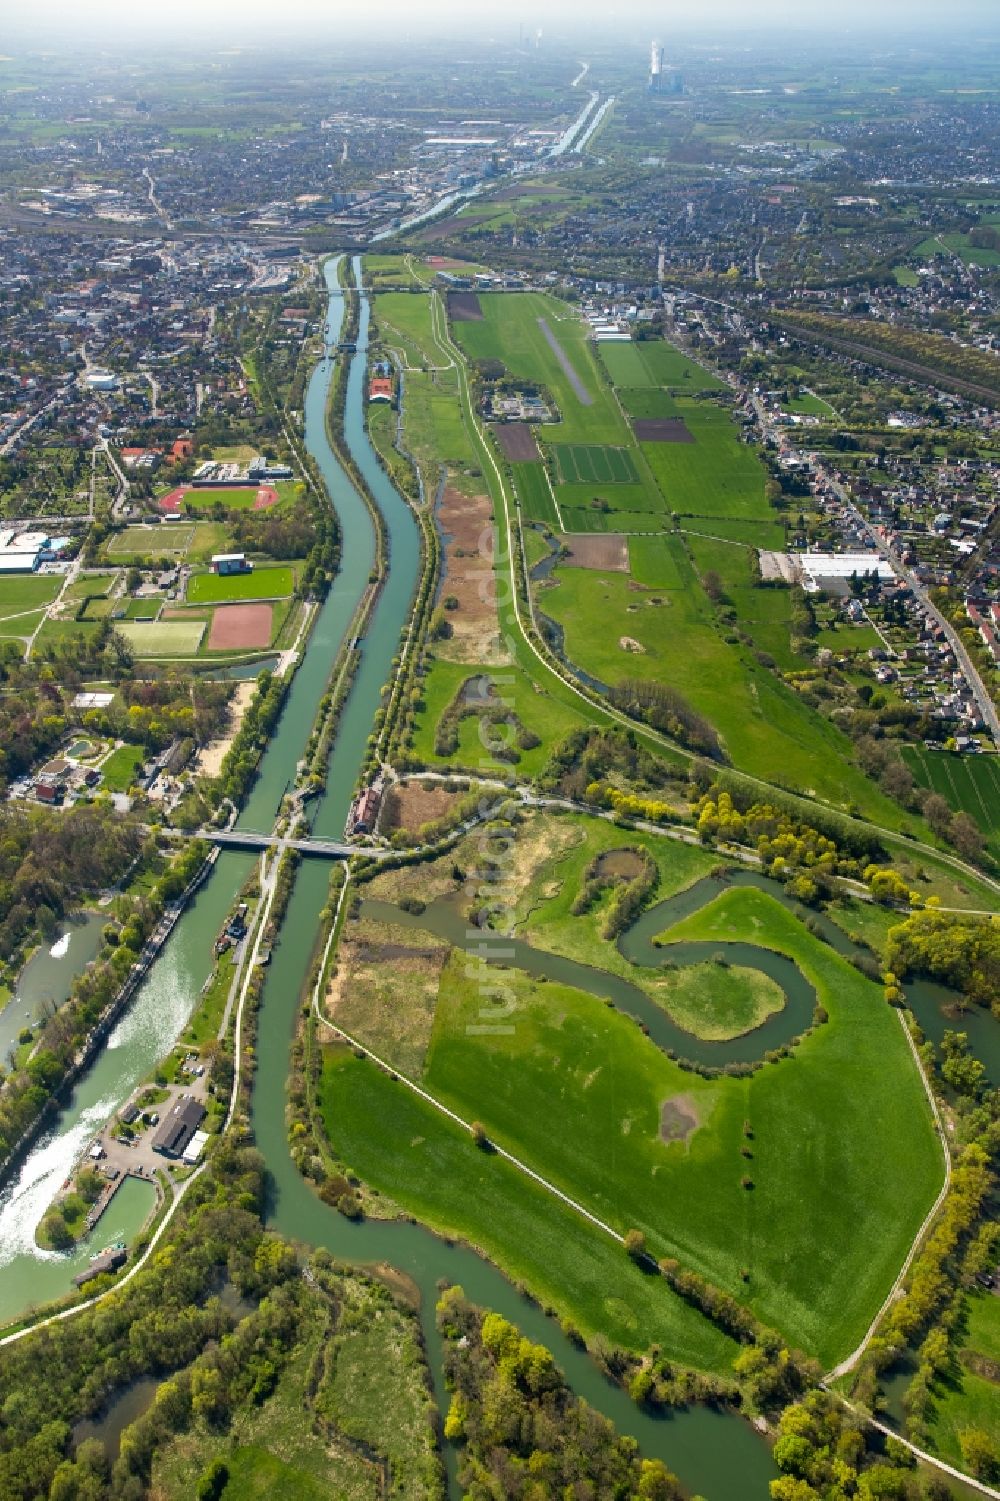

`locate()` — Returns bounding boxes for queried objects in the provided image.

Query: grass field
[0,574,61,610]
[66,572,117,600]
[641,402,769,521]
[99,743,145,791]
[107,524,196,556]
[341,823,943,1368]
[926,1292,1000,1470]
[320,1046,738,1368]
[903,747,1000,858]
[453,293,630,446]
[187,565,294,604]
[117,619,205,656]
[599,341,726,392]
[539,534,909,822]
[551,444,639,486]
[409,656,587,777]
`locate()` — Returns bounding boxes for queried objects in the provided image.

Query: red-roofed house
[369,377,394,403]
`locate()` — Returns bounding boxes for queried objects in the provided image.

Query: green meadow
[319,1046,738,1368]
[538,533,909,822]
[332,823,942,1369]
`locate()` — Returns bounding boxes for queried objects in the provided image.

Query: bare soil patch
[561,533,629,571]
[437,487,506,663]
[382,780,460,835]
[633,418,694,443]
[594,849,646,881]
[448,291,484,321]
[194,681,256,778]
[660,1093,700,1145]
[326,916,449,1077]
[492,423,540,462]
[207,602,273,650]
[619,636,646,653]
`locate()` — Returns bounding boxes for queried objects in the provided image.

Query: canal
[0,254,784,1497]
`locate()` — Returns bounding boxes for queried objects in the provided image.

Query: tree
[960,1427,1000,1482]
[624,1228,647,1260]
[950,811,985,863]
[923,792,953,840]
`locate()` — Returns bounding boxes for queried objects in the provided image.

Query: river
[0,255,780,1497]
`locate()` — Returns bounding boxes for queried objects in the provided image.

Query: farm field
[186,564,294,604]
[511,460,560,527]
[538,533,908,822]
[551,443,638,485]
[903,746,1000,858]
[335,819,944,1368]
[640,402,769,521]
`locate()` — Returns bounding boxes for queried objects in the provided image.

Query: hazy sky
[5,0,1000,40]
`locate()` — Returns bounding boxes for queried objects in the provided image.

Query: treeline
[540,726,681,805]
[775,311,1000,403]
[607,678,723,760]
[0,623,135,785]
[0,838,208,1176]
[433,674,539,764]
[769,1387,951,1501]
[436,1287,687,1500]
[205,668,289,812]
[690,760,886,863]
[79,676,232,757]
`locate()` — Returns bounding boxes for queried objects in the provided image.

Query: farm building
[211,553,252,576]
[369,376,394,403]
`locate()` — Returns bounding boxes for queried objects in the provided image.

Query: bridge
[203,829,363,858]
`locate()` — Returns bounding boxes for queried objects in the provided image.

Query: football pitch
[107,525,195,556]
[117,619,206,656]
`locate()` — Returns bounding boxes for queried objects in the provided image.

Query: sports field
[903,746,1000,856]
[107,524,196,557]
[117,619,205,656]
[0,574,61,610]
[550,444,638,486]
[187,565,293,604]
